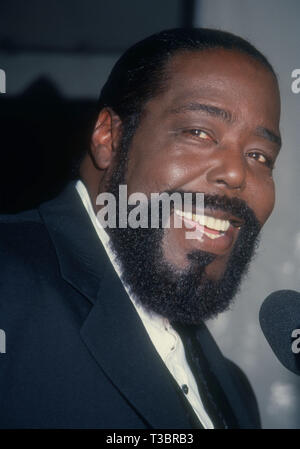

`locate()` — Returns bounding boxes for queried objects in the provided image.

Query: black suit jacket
[0,182,261,429]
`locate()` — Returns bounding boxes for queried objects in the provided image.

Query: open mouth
[174,208,244,240]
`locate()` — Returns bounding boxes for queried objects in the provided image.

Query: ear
[90,108,122,170]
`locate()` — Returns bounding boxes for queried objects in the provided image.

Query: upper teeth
[175,210,230,232]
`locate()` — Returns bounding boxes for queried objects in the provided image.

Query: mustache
[163,190,261,227]
[115,188,261,233]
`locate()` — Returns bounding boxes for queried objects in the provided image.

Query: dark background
[0,0,194,212]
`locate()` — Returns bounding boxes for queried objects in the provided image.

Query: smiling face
[122,49,281,280]
[87,47,281,323]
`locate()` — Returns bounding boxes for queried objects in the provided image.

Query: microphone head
[259,290,300,375]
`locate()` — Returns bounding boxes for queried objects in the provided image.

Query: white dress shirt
[75,180,214,429]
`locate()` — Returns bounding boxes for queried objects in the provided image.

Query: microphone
[259,290,300,375]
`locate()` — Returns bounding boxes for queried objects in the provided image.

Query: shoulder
[0,209,60,298]
[0,209,44,252]
[0,208,41,225]
[0,209,53,263]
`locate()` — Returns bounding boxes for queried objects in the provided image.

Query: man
[0,28,281,428]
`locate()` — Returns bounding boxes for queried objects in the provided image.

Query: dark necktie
[172,322,239,429]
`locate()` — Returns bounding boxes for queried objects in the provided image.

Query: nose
[206,145,247,191]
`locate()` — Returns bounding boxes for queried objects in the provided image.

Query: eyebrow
[169,102,234,123]
[169,102,282,148]
[254,126,282,148]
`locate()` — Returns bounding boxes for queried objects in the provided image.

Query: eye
[248,151,274,168]
[183,129,214,141]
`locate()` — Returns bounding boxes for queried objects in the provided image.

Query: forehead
[146,49,280,128]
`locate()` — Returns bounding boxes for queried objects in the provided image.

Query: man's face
[124,49,280,278]
[104,49,281,323]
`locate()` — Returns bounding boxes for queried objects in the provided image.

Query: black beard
[104,132,261,325]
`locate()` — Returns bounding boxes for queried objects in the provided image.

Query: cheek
[248,174,275,225]
[126,145,196,196]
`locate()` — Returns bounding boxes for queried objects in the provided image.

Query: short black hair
[73,28,276,177]
[98,27,276,123]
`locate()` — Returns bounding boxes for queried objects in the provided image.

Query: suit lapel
[80,259,199,428]
[38,182,108,303]
[39,183,196,429]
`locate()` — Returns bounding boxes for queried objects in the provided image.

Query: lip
[174,210,240,255]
